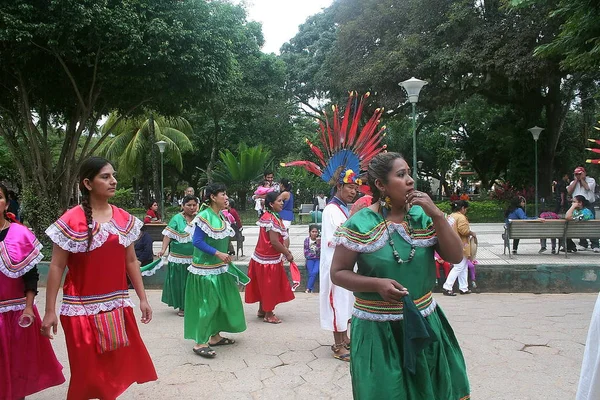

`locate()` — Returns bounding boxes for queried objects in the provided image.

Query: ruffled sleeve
[256,212,288,240]
[0,223,43,278]
[162,213,192,243]
[45,205,142,253]
[186,208,234,240]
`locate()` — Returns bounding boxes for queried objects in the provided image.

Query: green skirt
[184,271,247,344]
[350,306,470,400]
[161,262,190,310]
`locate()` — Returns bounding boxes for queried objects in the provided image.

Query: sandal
[459,289,472,295]
[192,346,216,358]
[331,344,350,362]
[210,337,235,346]
[263,315,282,324]
[442,289,457,297]
[257,312,266,318]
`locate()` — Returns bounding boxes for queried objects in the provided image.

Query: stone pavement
[31,290,597,399]
[221,223,600,267]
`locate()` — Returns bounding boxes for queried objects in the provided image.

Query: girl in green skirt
[331,152,470,400]
[156,195,198,316]
[184,183,247,358]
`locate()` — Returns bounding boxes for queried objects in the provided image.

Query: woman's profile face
[270,194,285,212]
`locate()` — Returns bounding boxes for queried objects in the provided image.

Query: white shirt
[317,196,327,210]
[571,177,596,203]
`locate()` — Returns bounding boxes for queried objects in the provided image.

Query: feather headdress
[586,122,600,165]
[281,92,387,185]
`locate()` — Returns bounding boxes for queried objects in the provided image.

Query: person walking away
[156,195,198,317]
[0,183,65,400]
[330,152,469,400]
[42,157,157,400]
[304,224,321,293]
[184,183,247,358]
[567,167,598,252]
[245,191,295,324]
[442,200,476,296]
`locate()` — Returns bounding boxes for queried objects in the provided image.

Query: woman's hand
[406,191,441,218]
[157,249,167,258]
[375,278,409,303]
[285,251,294,262]
[216,251,232,264]
[140,299,153,324]
[22,305,35,319]
[41,312,59,339]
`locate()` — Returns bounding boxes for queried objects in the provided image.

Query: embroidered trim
[141,258,165,277]
[187,264,228,276]
[167,253,193,264]
[186,214,234,240]
[162,226,192,243]
[0,242,43,278]
[46,215,142,253]
[256,220,289,240]
[333,221,437,253]
[251,252,284,264]
[60,290,134,316]
[352,292,437,321]
[0,297,27,314]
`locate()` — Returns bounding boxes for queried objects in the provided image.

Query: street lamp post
[155,140,167,220]
[417,160,424,190]
[528,126,544,216]
[399,77,428,188]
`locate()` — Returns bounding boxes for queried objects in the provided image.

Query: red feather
[586,148,600,154]
[306,139,326,166]
[281,161,323,177]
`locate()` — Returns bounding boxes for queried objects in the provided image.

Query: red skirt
[60,307,157,400]
[245,259,295,312]
[0,306,65,400]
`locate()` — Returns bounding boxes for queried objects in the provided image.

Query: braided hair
[367,152,405,205]
[79,157,113,251]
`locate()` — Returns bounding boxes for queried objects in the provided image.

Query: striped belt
[0,297,26,313]
[353,291,437,322]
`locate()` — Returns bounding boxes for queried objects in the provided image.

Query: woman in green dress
[185,183,247,358]
[331,152,470,400]
[156,195,198,316]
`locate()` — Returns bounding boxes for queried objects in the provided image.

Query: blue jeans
[579,205,599,249]
[306,259,320,291]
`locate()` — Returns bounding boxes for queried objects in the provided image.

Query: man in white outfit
[320,173,358,362]
[577,293,600,399]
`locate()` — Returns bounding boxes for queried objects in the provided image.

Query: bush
[436,200,506,223]
[109,188,136,209]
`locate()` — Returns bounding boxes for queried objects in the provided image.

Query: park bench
[504,219,600,258]
[142,223,245,260]
[298,203,314,223]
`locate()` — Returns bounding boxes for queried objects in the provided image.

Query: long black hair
[504,196,525,218]
[79,157,113,251]
[0,183,8,220]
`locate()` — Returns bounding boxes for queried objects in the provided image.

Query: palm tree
[99,112,193,205]
[211,143,272,210]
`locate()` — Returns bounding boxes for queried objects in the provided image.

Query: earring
[379,194,392,210]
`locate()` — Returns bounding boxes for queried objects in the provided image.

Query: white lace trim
[46,218,143,253]
[333,223,437,253]
[187,264,228,276]
[162,228,192,243]
[167,254,193,264]
[141,258,165,277]
[185,217,234,240]
[352,299,437,321]
[59,298,135,316]
[256,220,288,240]
[251,253,284,264]
[0,243,44,278]
[0,303,26,314]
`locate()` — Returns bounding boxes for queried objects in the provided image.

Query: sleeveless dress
[333,207,470,400]
[184,207,247,344]
[245,211,294,312]
[0,223,65,399]
[160,213,193,311]
[46,205,157,400]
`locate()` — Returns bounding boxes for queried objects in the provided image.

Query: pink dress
[46,205,157,400]
[0,223,65,400]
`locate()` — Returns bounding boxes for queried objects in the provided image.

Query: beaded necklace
[381,207,416,264]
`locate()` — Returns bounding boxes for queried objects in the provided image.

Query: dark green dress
[160,213,193,311]
[333,206,470,400]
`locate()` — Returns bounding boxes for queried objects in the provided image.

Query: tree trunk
[205,109,221,184]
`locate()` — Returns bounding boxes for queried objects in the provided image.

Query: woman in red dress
[245,191,295,323]
[41,157,157,400]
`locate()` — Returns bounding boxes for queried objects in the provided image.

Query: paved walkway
[223,223,600,266]
[31,290,597,399]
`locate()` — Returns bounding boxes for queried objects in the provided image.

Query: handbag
[90,306,130,354]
